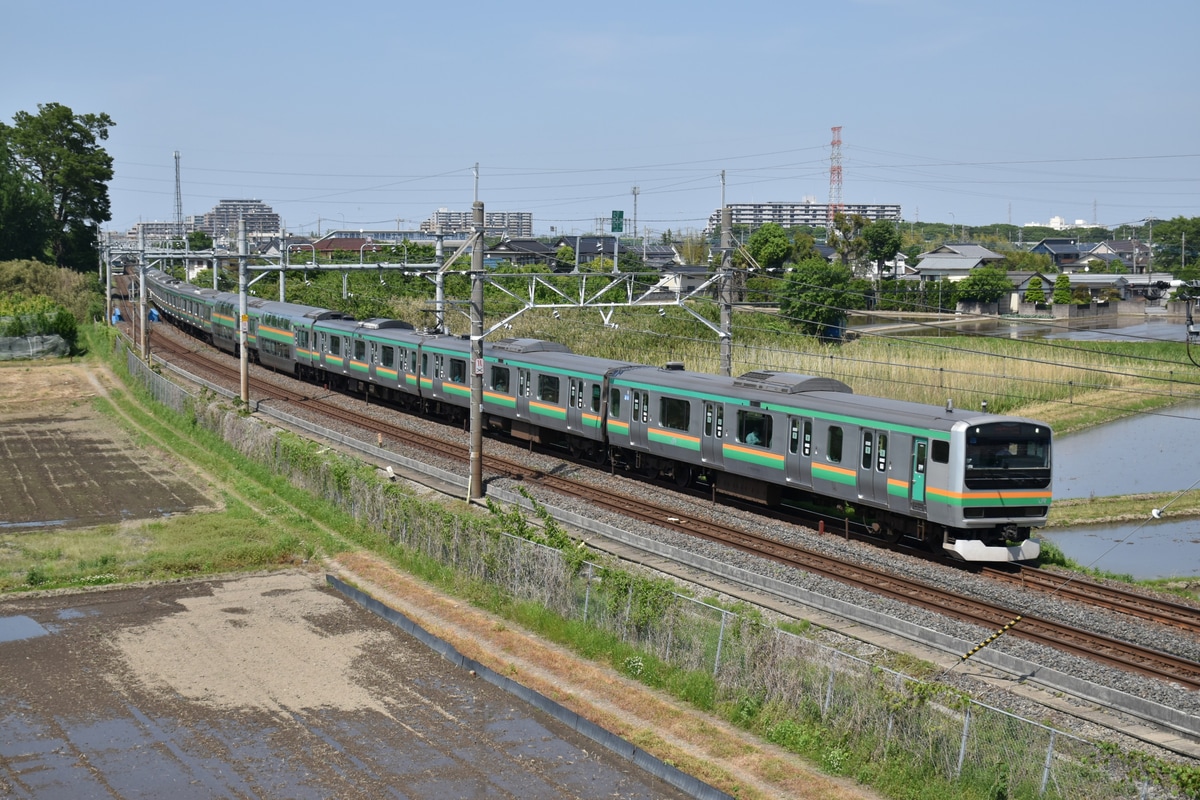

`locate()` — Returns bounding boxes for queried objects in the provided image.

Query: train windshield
[964,422,1051,489]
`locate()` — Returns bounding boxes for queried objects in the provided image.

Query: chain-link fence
[119,343,1191,799]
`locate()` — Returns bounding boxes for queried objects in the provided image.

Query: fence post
[956,706,972,779]
[583,569,592,623]
[713,609,728,678]
[823,667,835,716]
[1039,729,1056,796]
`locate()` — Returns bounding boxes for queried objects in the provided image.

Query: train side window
[330,336,341,356]
[449,358,466,383]
[491,366,510,393]
[737,410,770,447]
[915,441,928,473]
[827,426,843,463]
[931,440,950,463]
[370,342,378,363]
[538,375,560,404]
[632,391,641,420]
[382,346,394,369]
[354,340,366,361]
[877,434,888,471]
[609,387,621,417]
[705,404,713,437]
[640,392,650,423]
[659,397,690,431]
[591,384,601,412]
[421,353,428,376]
[318,332,327,352]
[298,330,309,349]
[861,432,873,470]
[789,418,799,454]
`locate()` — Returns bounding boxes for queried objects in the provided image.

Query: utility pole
[631,185,639,239]
[468,201,485,502]
[238,219,249,405]
[719,172,733,377]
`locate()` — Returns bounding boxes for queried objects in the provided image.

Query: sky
[5,0,1198,239]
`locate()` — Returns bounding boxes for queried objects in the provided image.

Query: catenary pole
[469,200,485,501]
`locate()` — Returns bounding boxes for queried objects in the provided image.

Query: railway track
[127,302,1200,692]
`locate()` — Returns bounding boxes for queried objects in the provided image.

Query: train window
[491,366,510,393]
[640,392,650,423]
[877,434,888,471]
[318,332,327,352]
[538,375,560,404]
[370,342,378,364]
[569,380,578,408]
[705,404,714,437]
[449,359,466,383]
[827,426,843,463]
[298,330,309,349]
[915,441,928,473]
[861,432,873,470]
[435,354,444,378]
[632,391,640,420]
[408,350,417,373]
[659,397,690,432]
[789,418,799,454]
[421,353,429,376]
[715,406,723,438]
[591,384,601,413]
[737,410,771,447]
[382,346,394,369]
[354,340,366,361]
[609,387,621,417]
[931,440,950,463]
[330,336,341,356]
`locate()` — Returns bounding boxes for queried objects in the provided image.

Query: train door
[910,437,928,509]
[701,402,725,467]
[857,429,890,503]
[516,367,531,419]
[566,378,585,432]
[786,416,812,487]
[630,389,650,448]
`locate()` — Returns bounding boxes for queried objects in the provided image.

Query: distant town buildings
[421,209,533,238]
[125,199,282,245]
[705,201,902,235]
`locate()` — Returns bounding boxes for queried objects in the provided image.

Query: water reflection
[1040,518,1200,580]
[848,314,1187,342]
[1053,403,1200,499]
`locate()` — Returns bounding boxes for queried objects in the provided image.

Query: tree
[0,136,53,261]
[188,230,213,250]
[861,219,902,277]
[1146,216,1200,272]
[827,212,870,275]
[2,103,114,269]
[1052,273,1072,304]
[554,244,575,271]
[745,223,791,271]
[779,257,854,338]
[954,266,1013,303]
[1024,276,1045,304]
[999,250,1054,273]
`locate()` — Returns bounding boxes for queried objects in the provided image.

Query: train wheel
[673,463,693,488]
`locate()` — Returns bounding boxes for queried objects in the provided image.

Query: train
[141,266,1053,563]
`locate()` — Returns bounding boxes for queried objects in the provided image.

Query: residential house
[1029,237,1084,271]
[1085,240,1150,273]
[487,238,560,268]
[913,243,1005,282]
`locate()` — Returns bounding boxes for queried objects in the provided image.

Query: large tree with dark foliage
[0,137,54,261]
[1,103,114,269]
[780,256,855,339]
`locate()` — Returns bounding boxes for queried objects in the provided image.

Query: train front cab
[937,418,1052,562]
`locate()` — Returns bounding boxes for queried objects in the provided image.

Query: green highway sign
[611,210,624,232]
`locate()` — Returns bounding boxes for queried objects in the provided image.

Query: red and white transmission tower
[827,125,843,235]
